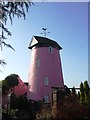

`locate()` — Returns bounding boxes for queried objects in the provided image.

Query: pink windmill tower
[27,31,64,103]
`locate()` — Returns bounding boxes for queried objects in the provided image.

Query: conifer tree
[84,80,90,105]
[80,82,85,104]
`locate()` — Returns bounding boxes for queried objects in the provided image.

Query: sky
[0,2,88,88]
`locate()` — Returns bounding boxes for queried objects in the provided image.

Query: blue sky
[1,2,88,87]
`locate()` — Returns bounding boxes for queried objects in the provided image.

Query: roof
[28,36,62,50]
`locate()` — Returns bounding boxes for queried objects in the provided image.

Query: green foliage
[64,85,71,96]
[17,95,28,109]
[0,80,3,84]
[10,93,17,109]
[0,1,33,65]
[71,86,76,95]
[84,81,89,95]
[0,59,6,66]
[84,80,90,105]
[77,91,80,100]
[2,79,9,94]
[57,88,65,101]
[1,1,33,39]
[55,95,90,119]
[80,82,85,104]
[79,81,90,106]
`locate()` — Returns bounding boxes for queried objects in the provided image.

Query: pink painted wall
[27,47,64,102]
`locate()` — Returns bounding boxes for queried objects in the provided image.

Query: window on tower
[36,59,40,67]
[44,77,48,85]
[48,46,53,54]
[44,96,49,103]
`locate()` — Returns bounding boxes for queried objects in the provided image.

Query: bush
[52,95,90,119]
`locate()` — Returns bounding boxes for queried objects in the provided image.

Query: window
[48,46,53,54]
[44,77,48,85]
[44,96,49,103]
[36,59,40,67]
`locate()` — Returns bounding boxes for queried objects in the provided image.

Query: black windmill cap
[28,36,62,50]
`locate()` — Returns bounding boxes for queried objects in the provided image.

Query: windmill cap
[28,36,62,50]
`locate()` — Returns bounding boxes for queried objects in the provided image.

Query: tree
[80,82,85,104]
[84,80,90,105]
[0,59,6,66]
[71,86,76,95]
[64,85,71,96]
[0,1,33,65]
[53,95,90,119]
[2,80,9,94]
[10,92,17,109]
[79,81,90,106]
[77,91,80,100]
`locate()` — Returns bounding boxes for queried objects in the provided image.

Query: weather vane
[41,28,50,37]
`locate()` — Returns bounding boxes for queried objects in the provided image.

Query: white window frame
[44,77,48,85]
[44,96,49,103]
